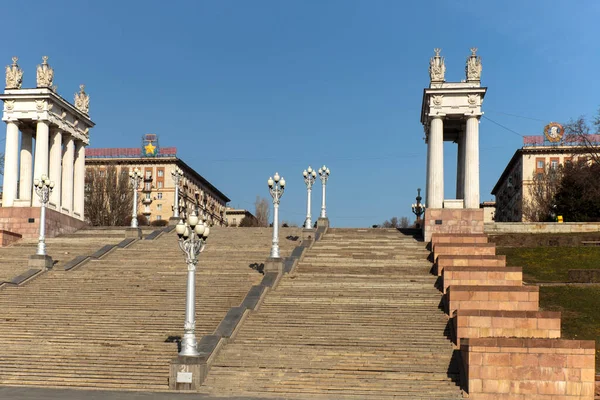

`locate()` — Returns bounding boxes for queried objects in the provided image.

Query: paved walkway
[0,387,284,400]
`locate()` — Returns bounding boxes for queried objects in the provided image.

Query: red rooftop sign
[85,147,177,158]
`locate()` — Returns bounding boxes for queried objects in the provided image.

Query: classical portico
[1,56,94,221]
[420,49,486,241]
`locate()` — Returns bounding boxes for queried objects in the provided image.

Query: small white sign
[177,372,193,383]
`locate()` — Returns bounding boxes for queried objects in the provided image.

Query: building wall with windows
[224,208,256,227]
[85,149,230,226]
[492,145,593,222]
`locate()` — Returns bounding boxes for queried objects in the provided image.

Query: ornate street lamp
[172,167,184,219]
[411,188,426,228]
[129,168,142,228]
[303,166,317,229]
[267,172,286,258]
[318,165,330,219]
[175,212,210,356]
[33,175,54,256]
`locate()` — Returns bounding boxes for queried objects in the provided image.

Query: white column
[73,141,86,219]
[456,129,465,200]
[61,135,75,213]
[32,120,50,207]
[426,116,444,208]
[19,129,33,202]
[464,116,480,208]
[48,129,63,210]
[3,121,20,207]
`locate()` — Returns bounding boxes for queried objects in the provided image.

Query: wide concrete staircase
[201,228,463,399]
[0,227,128,282]
[0,226,300,390]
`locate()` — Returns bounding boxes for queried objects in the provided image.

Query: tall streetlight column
[303,166,317,229]
[175,212,210,356]
[268,172,285,259]
[172,167,184,219]
[129,168,142,228]
[317,165,330,229]
[28,175,55,269]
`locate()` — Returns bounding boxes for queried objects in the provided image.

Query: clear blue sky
[2,0,599,227]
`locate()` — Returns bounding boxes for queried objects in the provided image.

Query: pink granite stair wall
[430,233,596,400]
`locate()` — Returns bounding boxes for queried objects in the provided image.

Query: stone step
[441,266,523,294]
[433,243,496,261]
[435,254,506,276]
[446,285,539,316]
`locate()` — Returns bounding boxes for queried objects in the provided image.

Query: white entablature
[1,88,93,145]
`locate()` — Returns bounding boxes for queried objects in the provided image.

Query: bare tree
[254,196,270,227]
[85,165,133,226]
[522,164,563,222]
[400,216,410,228]
[563,112,600,164]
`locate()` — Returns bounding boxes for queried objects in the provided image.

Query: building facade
[224,208,256,227]
[86,139,229,226]
[492,127,599,222]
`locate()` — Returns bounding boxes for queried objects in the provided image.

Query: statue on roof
[5,56,23,89]
[74,84,90,115]
[429,48,445,83]
[466,48,482,82]
[36,56,54,88]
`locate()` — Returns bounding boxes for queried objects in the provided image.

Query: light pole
[318,165,330,219]
[411,188,425,228]
[303,166,317,229]
[175,212,210,356]
[172,167,183,219]
[268,172,286,258]
[33,175,54,256]
[129,168,142,228]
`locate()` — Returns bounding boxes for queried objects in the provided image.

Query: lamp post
[33,175,54,256]
[318,165,330,219]
[303,166,317,229]
[175,212,210,356]
[129,168,142,228]
[411,188,425,228]
[268,172,286,258]
[172,167,184,219]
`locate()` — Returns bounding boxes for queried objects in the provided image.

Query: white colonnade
[421,48,486,210]
[1,56,93,220]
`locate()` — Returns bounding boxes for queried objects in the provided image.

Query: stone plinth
[169,355,208,390]
[423,208,484,243]
[302,228,315,242]
[442,266,522,294]
[454,310,561,347]
[28,254,53,269]
[447,285,539,316]
[0,207,86,239]
[316,217,330,229]
[124,227,142,239]
[264,257,284,273]
[436,254,506,276]
[460,337,595,399]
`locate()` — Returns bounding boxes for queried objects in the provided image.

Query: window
[157,193,163,199]
[550,157,559,169]
[157,204,162,211]
[145,193,151,200]
[156,215,162,220]
[535,158,545,174]
[157,170,164,177]
[157,181,163,189]
[564,157,573,165]
[145,169,152,179]
[145,182,151,191]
